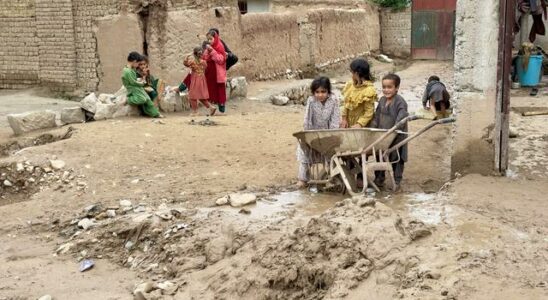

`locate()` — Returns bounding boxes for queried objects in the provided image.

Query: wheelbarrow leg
[332,156,361,196]
[362,153,381,193]
[386,167,397,192]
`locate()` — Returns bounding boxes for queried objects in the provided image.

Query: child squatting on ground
[422,75,451,119]
[296,77,341,188]
[371,73,409,189]
[122,51,163,118]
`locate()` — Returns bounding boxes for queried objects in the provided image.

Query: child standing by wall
[422,75,451,119]
[178,47,215,117]
[371,73,409,189]
[296,77,340,188]
[341,58,377,128]
[122,51,162,118]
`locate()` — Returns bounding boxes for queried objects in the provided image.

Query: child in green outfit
[122,51,163,118]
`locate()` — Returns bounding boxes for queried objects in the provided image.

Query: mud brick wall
[0,1,39,89]
[0,0,381,93]
[35,0,78,90]
[381,7,411,58]
[308,8,380,64]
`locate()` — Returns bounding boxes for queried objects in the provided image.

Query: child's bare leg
[190,99,199,116]
[297,163,310,188]
[429,100,438,118]
[201,99,216,115]
[439,102,447,118]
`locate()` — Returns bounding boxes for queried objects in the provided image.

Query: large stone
[228,193,257,207]
[160,91,183,113]
[112,95,141,118]
[271,95,290,106]
[80,93,98,113]
[230,77,248,98]
[60,107,85,124]
[97,93,115,104]
[7,110,57,135]
[94,103,117,120]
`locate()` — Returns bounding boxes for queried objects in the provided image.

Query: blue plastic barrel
[517,55,543,87]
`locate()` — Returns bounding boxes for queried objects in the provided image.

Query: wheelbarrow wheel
[330,175,347,195]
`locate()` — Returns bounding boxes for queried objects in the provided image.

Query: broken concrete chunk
[60,107,85,124]
[228,193,257,207]
[94,103,117,120]
[38,295,53,300]
[160,91,183,113]
[230,76,248,98]
[80,93,98,113]
[7,110,57,135]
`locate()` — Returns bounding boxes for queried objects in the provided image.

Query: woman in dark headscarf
[203,29,228,114]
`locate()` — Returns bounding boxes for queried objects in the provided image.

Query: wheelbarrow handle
[361,115,421,155]
[438,117,457,124]
[383,117,457,160]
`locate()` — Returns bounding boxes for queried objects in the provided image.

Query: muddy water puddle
[380,192,457,225]
[209,191,346,222]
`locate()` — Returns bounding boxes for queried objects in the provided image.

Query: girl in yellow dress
[340,58,377,128]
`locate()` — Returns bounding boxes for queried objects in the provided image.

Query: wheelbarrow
[293,116,456,196]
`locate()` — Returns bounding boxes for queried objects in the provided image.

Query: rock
[509,127,519,138]
[94,103,116,120]
[160,91,183,113]
[112,86,127,98]
[3,180,12,187]
[7,110,57,135]
[132,213,151,223]
[78,218,96,230]
[106,210,116,218]
[83,204,102,216]
[228,193,257,207]
[356,197,376,207]
[56,242,74,254]
[120,199,132,207]
[271,95,290,106]
[134,291,147,300]
[376,54,394,63]
[230,77,248,98]
[406,221,432,241]
[80,93,98,113]
[215,195,229,206]
[112,95,141,118]
[50,160,66,170]
[16,162,24,172]
[134,206,146,213]
[98,93,115,104]
[131,179,140,184]
[239,208,251,215]
[156,281,178,295]
[134,282,155,295]
[38,295,53,300]
[61,107,85,124]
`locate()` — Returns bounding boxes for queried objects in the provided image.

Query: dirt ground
[0,61,546,300]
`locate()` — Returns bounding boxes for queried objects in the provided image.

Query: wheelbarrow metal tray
[293,128,401,157]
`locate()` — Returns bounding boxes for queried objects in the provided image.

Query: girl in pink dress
[183,47,216,116]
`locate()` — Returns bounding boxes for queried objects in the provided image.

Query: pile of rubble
[6,77,248,136]
[0,158,82,198]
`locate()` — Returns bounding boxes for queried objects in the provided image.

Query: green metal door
[412,11,438,58]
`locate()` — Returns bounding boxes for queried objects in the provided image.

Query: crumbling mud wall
[0,1,39,89]
[451,0,499,175]
[0,0,380,94]
[381,7,411,58]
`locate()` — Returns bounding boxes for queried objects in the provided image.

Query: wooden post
[494,0,515,173]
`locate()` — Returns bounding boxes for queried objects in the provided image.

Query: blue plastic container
[517,55,543,87]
